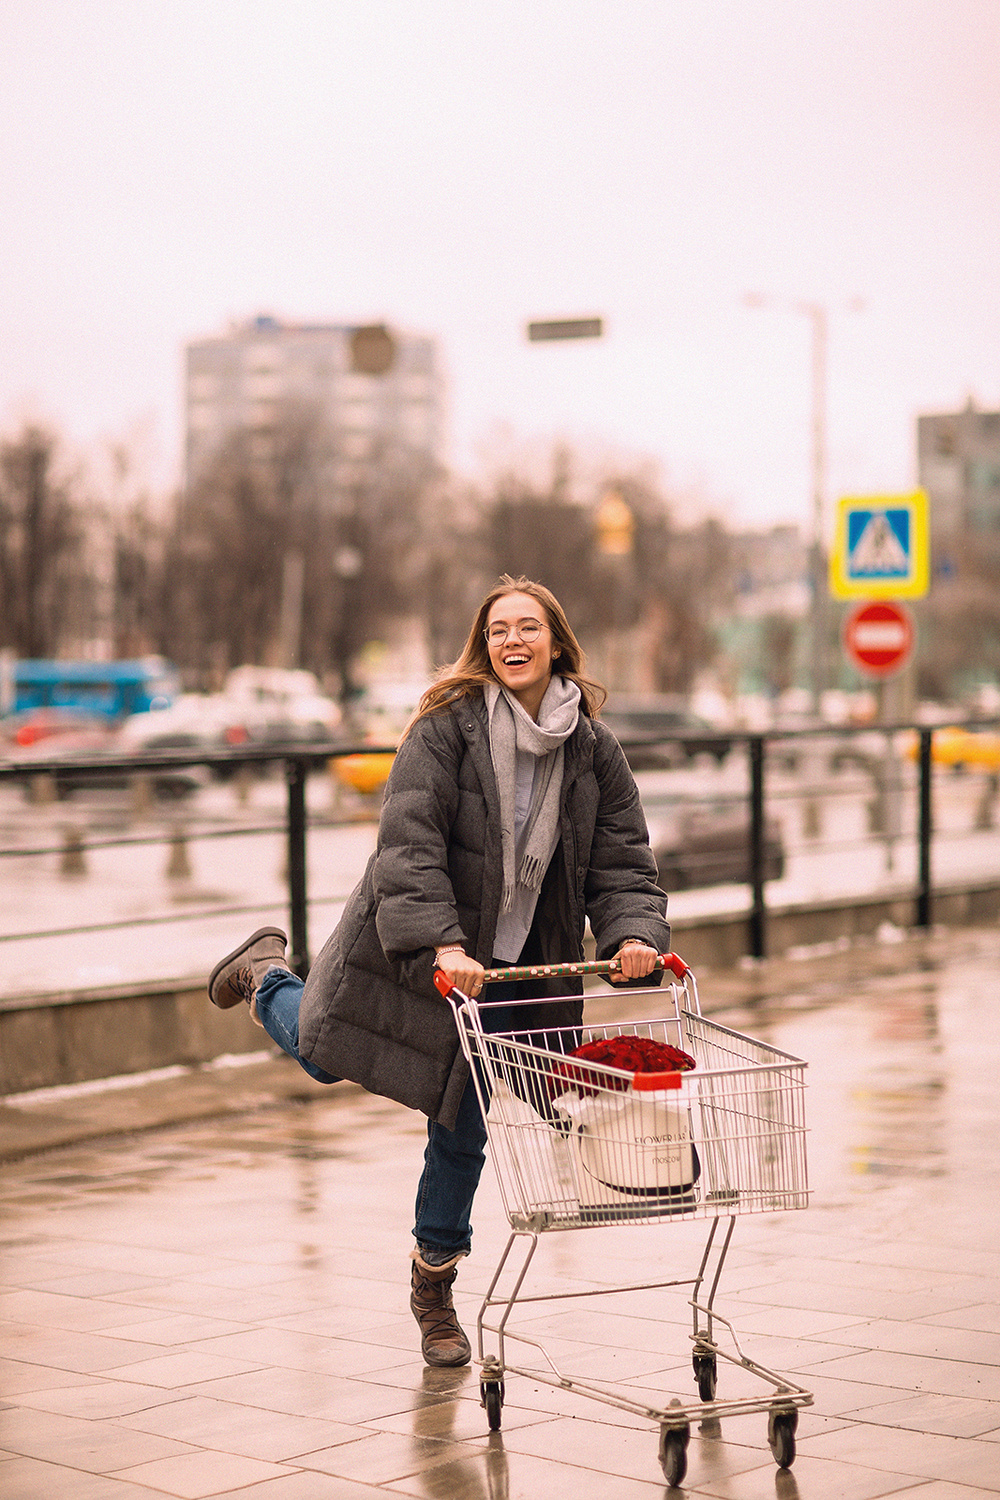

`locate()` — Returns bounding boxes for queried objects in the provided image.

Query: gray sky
[2,0,998,528]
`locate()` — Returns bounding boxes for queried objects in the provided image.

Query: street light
[800,299,828,719]
[744,294,863,716]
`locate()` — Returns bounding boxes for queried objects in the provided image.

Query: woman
[208,575,670,1368]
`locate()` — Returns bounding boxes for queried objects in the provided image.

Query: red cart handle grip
[433,968,454,999]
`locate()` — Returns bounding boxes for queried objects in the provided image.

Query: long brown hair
[409,575,606,730]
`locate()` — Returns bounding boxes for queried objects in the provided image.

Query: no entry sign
[843,599,914,678]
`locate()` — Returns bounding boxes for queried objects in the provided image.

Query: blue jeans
[254,967,339,1084]
[252,967,521,1258]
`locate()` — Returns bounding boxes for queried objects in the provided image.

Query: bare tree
[0,424,89,657]
[162,406,439,697]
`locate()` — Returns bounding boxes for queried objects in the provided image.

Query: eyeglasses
[484,618,547,646]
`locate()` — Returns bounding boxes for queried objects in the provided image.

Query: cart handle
[432,951,689,999]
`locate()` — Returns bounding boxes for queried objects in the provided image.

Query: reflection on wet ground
[2,929,999,1497]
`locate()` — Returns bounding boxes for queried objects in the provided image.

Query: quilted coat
[298,690,670,1128]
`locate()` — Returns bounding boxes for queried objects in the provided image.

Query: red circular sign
[843,599,914,677]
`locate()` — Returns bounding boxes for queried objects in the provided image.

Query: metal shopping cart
[434,952,812,1488]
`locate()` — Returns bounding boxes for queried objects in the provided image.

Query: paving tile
[22,1270,166,1298]
[22,1241,215,1279]
[707,1300,868,1339]
[862,1241,1000,1280]
[0,1322,171,1375]
[815,1317,1000,1365]
[499,1411,766,1486]
[117,1394,363,1460]
[878,1487,1000,1500]
[0,1406,194,1472]
[0,1454,171,1499]
[726,1274,991,1323]
[0,1288,174,1334]
[369,1388,561,1440]
[188,1474,390,1499]
[389,1442,671,1497]
[184,1366,426,1424]
[800,1348,1000,1402]
[11,1378,187,1420]
[797,1368,931,1417]
[294,1428,479,1483]
[799,1422,1000,1487]
[100,1350,270,1388]
[102,1282,325,1323]
[0,1258,128,1292]
[97,1313,255,1346]
[113,1450,297,1498]
[921,1302,1000,1335]
[835,1390,1000,1439]
[190,1325,423,1377]
[0,1357,95,1396]
[743,1253,963,1295]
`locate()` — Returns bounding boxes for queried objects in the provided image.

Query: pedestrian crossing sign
[829,490,929,599]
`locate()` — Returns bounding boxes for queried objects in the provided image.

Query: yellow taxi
[332,751,396,796]
[904,725,1000,773]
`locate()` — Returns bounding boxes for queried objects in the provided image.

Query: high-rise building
[184,316,444,493]
[917,400,1000,540]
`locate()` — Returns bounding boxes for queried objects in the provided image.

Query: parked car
[4,728,208,800]
[648,799,785,891]
[601,696,734,769]
[1,706,113,747]
[118,695,345,782]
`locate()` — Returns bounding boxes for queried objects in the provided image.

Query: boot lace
[411,1266,465,1348]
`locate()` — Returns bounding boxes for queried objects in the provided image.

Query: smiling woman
[206,572,672,1370]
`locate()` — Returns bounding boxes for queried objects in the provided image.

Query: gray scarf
[485,675,581,911]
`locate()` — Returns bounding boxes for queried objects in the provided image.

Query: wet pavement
[2,927,1000,1498]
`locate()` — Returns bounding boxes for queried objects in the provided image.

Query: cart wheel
[481,1379,504,1432]
[693,1351,717,1402]
[658,1417,690,1487]
[767,1409,797,1468]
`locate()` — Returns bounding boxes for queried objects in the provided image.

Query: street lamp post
[745,294,861,716]
[800,300,829,717]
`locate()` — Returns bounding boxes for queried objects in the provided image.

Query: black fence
[1,720,998,977]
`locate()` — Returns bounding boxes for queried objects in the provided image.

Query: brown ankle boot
[410,1252,472,1367]
[208,924,289,1008]
[208,927,290,1019]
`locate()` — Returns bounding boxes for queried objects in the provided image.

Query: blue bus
[1,657,180,722]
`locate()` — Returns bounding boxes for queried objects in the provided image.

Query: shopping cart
[434,952,812,1488]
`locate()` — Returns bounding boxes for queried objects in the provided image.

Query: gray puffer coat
[298,691,670,1128]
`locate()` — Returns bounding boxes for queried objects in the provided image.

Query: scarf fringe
[518,852,546,892]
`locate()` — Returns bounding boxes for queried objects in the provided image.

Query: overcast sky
[2,0,998,528]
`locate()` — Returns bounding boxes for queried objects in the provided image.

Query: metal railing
[1,719,997,976]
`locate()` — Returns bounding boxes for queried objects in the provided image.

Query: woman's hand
[608,940,659,984]
[434,947,486,998]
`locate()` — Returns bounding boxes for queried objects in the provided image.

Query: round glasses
[484,618,547,646]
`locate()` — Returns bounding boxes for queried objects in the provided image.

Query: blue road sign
[830,491,929,599]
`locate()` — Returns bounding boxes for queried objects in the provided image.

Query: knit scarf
[484,675,581,912]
